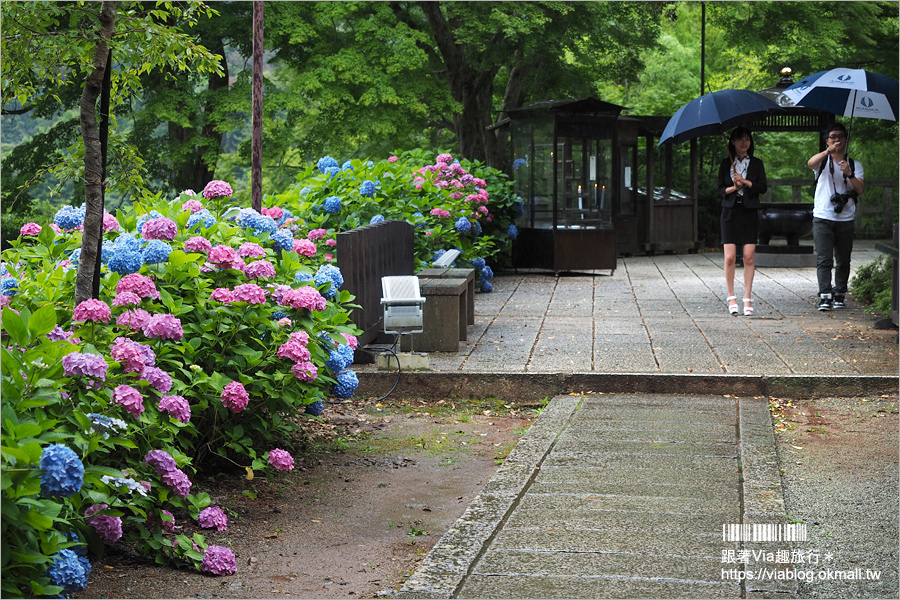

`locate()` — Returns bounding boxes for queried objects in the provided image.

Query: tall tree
[1,1,225,301]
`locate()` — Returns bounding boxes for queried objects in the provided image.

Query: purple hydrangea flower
[201,545,237,575]
[198,506,228,531]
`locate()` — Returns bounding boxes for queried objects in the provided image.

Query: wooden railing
[763,178,897,237]
[336,220,415,346]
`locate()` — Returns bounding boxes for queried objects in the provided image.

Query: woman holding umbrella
[717,127,768,316]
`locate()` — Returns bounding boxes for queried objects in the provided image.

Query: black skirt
[720,204,758,245]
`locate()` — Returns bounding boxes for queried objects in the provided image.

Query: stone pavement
[367,241,897,599]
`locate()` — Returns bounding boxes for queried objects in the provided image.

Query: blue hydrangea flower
[370,214,385,225]
[187,209,216,230]
[272,310,287,321]
[271,229,294,253]
[323,196,342,214]
[2,277,19,297]
[66,531,88,558]
[317,156,339,173]
[360,180,376,197]
[47,549,91,595]
[39,444,84,498]
[1,264,8,277]
[305,400,324,416]
[455,217,472,233]
[113,233,141,252]
[135,210,164,236]
[513,201,525,217]
[141,240,172,264]
[512,158,527,170]
[276,209,293,226]
[100,475,149,496]
[53,205,86,230]
[410,212,426,229]
[108,247,143,275]
[100,241,115,265]
[315,264,344,299]
[472,258,486,270]
[326,344,355,373]
[294,272,313,283]
[68,248,82,268]
[333,370,359,399]
[472,220,482,236]
[432,249,446,263]
[481,265,494,281]
[87,413,128,439]
[480,280,494,293]
[507,224,518,239]
[342,160,354,171]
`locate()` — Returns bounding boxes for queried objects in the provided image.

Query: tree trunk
[251,1,264,212]
[74,1,116,306]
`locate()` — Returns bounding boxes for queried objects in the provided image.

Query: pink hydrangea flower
[277,317,292,327]
[208,245,238,268]
[144,449,177,475]
[112,384,145,418]
[142,314,183,341]
[162,468,192,498]
[342,334,359,350]
[198,506,228,531]
[230,256,246,270]
[103,211,121,233]
[388,155,399,163]
[116,308,151,330]
[112,291,142,307]
[117,274,160,300]
[159,394,191,423]
[277,340,311,363]
[73,299,111,323]
[291,361,318,382]
[139,366,172,393]
[437,152,453,163]
[243,259,276,280]
[149,509,176,533]
[324,253,333,262]
[181,199,204,213]
[111,337,156,372]
[85,504,123,545]
[307,228,327,240]
[268,448,295,471]
[238,242,266,258]
[289,330,310,346]
[280,287,327,311]
[429,208,451,218]
[325,238,337,247]
[202,180,233,199]
[221,381,249,413]
[294,239,317,257]
[210,288,234,303]
[262,206,283,219]
[184,236,212,253]
[232,283,267,304]
[142,217,178,241]
[19,222,41,236]
[62,352,108,381]
[201,545,236,575]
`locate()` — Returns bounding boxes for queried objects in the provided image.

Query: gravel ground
[773,394,899,599]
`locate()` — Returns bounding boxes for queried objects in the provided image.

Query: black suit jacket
[717,156,768,209]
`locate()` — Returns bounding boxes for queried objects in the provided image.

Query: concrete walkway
[371,242,897,599]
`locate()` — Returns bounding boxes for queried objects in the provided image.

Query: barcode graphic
[722,523,808,542]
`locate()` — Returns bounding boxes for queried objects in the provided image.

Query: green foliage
[268,149,520,271]
[850,256,894,316]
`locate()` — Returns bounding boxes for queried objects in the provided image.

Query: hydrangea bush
[268,149,520,278]
[1,185,361,596]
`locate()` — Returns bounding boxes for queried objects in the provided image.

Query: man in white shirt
[808,123,864,311]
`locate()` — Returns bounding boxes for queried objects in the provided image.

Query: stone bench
[416,267,475,326]
[400,276,469,353]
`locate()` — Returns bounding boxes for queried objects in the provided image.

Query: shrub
[850,256,893,316]
[1,185,361,596]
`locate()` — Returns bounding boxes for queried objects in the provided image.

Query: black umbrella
[658,89,782,147]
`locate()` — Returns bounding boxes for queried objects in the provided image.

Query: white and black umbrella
[780,68,898,125]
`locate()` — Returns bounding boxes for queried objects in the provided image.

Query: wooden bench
[416,267,475,326]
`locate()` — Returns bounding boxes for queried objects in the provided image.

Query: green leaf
[27,304,58,338]
[2,309,28,347]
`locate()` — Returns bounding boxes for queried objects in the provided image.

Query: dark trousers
[813,218,855,296]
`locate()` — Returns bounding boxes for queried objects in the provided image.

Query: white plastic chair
[433,248,460,268]
[381,276,426,351]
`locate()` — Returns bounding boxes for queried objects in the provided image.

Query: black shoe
[833,295,846,309]
[818,295,833,311]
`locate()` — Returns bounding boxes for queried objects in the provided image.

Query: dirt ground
[73,397,537,600]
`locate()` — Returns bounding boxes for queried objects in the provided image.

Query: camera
[830,190,859,213]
